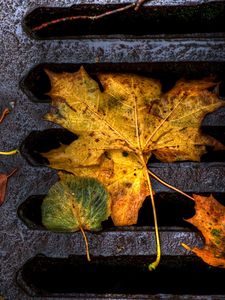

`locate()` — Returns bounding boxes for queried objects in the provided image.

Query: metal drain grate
[1,1,225,299]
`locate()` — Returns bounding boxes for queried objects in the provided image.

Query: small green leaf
[42,173,111,232]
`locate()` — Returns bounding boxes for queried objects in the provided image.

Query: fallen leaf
[0,108,10,123]
[183,194,225,268]
[43,67,224,226]
[0,169,17,206]
[42,173,111,232]
[0,174,8,206]
[0,107,18,156]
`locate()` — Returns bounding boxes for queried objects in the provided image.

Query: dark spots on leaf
[89,132,95,137]
[95,138,100,143]
[83,106,88,114]
[134,173,137,176]
[108,96,120,109]
[88,88,97,93]
[112,188,126,198]
[215,240,221,245]
[87,152,91,158]
[211,229,221,237]
[125,182,132,188]
[123,170,127,174]
[104,151,110,159]
[122,151,129,157]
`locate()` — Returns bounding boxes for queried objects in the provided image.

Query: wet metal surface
[0,0,225,299]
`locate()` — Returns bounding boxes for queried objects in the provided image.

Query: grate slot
[17,187,225,230]
[18,192,199,230]
[20,127,225,167]
[21,62,225,103]
[17,255,225,296]
[20,129,78,166]
[23,2,225,39]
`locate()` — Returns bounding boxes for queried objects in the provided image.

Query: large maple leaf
[183,194,225,268]
[43,67,224,227]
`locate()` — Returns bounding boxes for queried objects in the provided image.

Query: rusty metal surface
[1,0,225,299]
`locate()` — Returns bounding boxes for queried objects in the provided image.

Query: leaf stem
[7,168,17,178]
[80,226,91,262]
[148,169,195,201]
[139,155,161,271]
[181,242,192,251]
[0,150,18,155]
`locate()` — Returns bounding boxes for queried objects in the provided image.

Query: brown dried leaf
[0,173,8,206]
[184,194,225,268]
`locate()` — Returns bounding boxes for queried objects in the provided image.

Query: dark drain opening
[21,62,225,103]
[20,129,78,166]
[23,3,225,39]
[20,128,225,167]
[17,255,225,296]
[17,192,199,230]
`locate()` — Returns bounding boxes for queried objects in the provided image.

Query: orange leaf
[0,174,8,206]
[0,108,10,123]
[184,194,225,268]
[0,169,17,206]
